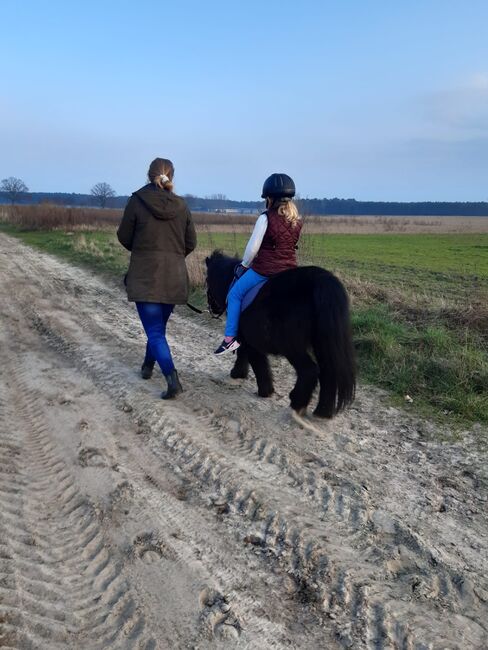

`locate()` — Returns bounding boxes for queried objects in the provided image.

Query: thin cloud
[423,74,488,133]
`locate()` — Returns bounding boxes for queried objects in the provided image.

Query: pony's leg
[313,343,339,418]
[247,347,274,397]
[286,353,319,414]
[230,344,249,379]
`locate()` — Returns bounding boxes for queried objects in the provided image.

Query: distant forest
[1,191,488,217]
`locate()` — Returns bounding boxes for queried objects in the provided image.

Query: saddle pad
[241,279,268,312]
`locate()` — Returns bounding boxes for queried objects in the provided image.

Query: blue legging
[136,302,175,376]
[225,268,266,337]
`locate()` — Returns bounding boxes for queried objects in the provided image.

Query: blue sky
[1,0,488,201]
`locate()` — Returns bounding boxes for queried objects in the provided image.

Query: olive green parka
[117,184,196,304]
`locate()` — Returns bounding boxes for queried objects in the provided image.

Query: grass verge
[353,304,487,426]
[0,224,130,278]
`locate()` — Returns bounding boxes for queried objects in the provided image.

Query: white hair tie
[160,174,170,183]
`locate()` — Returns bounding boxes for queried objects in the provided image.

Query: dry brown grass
[2,204,488,233]
[302,215,488,234]
[186,249,208,289]
[341,273,488,334]
[199,215,488,234]
[0,204,122,230]
[191,212,258,226]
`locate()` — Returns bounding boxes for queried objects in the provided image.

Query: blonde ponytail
[273,199,300,227]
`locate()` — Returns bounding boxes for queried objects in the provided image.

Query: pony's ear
[206,249,221,266]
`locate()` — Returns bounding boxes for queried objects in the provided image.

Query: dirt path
[0,232,487,649]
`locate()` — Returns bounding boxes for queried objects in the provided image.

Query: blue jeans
[225,268,266,337]
[136,302,175,376]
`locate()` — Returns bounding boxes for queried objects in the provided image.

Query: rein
[205,284,226,319]
[185,286,224,319]
[185,301,221,319]
[185,302,206,315]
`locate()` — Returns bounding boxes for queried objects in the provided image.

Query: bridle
[188,255,235,319]
[184,280,225,319]
[205,283,225,319]
[206,267,239,319]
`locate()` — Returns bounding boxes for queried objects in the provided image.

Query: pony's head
[205,250,240,317]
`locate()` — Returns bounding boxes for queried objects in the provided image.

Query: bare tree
[209,193,228,201]
[91,182,116,208]
[1,177,28,204]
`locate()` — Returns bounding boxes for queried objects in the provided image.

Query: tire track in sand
[0,351,156,649]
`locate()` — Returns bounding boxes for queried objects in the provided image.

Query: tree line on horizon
[1,177,488,216]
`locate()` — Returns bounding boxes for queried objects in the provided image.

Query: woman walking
[118,158,196,398]
[214,173,302,354]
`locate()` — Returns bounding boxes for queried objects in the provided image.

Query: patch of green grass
[199,231,488,298]
[300,233,488,277]
[353,304,488,424]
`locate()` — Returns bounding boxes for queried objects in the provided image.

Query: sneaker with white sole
[214,337,240,355]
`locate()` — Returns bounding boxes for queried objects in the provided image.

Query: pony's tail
[312,273,356,417]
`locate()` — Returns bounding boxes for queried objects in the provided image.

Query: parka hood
[133,184,187,220]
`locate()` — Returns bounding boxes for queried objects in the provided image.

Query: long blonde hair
[267,197,301,227]
[147,158,175,192]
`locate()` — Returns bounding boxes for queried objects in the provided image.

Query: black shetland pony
[205,251,356,418]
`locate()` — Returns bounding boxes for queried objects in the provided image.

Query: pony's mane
[206,249,240,272]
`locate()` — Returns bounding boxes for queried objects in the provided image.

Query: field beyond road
[200,214,488,234]
[201,230,488,291]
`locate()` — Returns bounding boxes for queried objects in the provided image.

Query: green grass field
[2,223,487,429]
[201,231,488,297]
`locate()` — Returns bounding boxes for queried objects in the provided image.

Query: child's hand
[234,264,247,279]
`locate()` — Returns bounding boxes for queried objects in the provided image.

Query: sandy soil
[0,232,487,650]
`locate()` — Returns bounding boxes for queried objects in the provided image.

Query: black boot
[141,360,155,380]
[161,369,183,400]
[141,343,155,379]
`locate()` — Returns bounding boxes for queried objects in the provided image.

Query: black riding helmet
[261,173,295,199]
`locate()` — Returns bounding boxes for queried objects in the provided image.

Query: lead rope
[185,302,206,315]
[185,302,222,319]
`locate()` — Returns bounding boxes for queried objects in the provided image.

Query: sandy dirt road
[0,232,487,649]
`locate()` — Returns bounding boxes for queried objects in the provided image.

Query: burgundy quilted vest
[251,209,302,277]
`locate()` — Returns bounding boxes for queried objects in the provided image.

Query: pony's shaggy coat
[206,251,356,417]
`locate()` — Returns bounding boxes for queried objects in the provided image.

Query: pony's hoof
[313,407,333,419]
[257,388,274,398]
